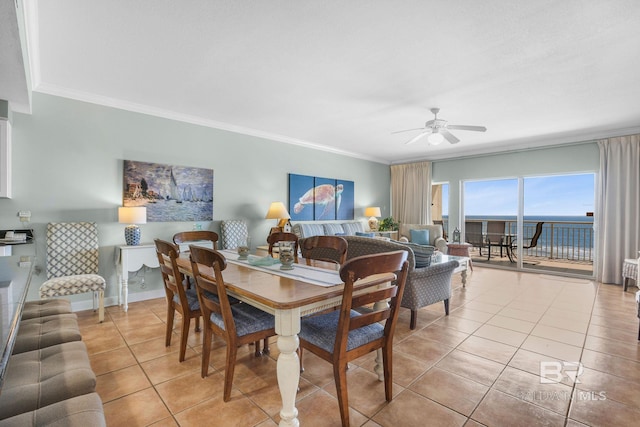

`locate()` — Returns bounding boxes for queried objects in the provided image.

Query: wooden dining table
[176,249,394,427]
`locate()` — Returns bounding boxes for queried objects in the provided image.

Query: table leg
[122,277,129,312]
[275,309,301,427]
[461,268,467,287]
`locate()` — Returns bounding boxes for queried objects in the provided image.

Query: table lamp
[364,207,381,231]
[265,202,291,229]
[118,206,147,246]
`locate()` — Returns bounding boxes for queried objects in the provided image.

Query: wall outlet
[18,210,31,222]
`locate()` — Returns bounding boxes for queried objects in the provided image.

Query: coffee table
[433,254,470,287]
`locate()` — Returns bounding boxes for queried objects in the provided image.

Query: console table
[115,244,159,312]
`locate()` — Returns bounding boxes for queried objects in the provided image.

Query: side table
[447,242,474,271]
[115,244,160,312]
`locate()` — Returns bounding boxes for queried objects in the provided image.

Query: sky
[441,173,595,217]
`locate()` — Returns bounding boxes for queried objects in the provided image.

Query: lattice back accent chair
[220,219,249,250]
[39,222,106,323]
[298,250,409,427]
[189,246,276,401]
[155,239,201,363]
[299,235,347,268]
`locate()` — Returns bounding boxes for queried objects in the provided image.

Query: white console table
[115,244,159,312]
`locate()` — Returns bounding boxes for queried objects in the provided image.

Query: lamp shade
[118,206,147,246]
[118,207,147,224]
[364,207,381,218]
[265,202,290,220]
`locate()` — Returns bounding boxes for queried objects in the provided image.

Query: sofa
[300,235,459,329]
[292,221,367,239]
[398,223,448,253]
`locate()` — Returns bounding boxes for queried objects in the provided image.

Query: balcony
[443,218,594,277]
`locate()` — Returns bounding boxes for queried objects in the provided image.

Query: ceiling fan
[393,108,487,145]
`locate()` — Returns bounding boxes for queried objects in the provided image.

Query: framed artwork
[288,173,354,221]
[123,160,213,222]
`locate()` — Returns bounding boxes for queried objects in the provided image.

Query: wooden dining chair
[154,239,201,362]
[267,231,299,263]
[298,250,409,427]
[189,246,276,401]
[172,230,219,250]
[300,235,348,267]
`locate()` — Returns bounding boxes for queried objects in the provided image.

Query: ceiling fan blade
[405,131,431,145]
[391,127,426,135]
[447,125,487,132]
[440,129,460,144]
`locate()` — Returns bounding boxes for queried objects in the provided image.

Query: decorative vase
[237,236,251,260]
[279,242,295,270]
[124,225,141,246]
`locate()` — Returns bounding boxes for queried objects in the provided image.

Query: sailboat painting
[123,160,213,222]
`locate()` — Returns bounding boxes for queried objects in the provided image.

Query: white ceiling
[7,1,640,163]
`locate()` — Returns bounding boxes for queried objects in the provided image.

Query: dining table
[176,249,395,427]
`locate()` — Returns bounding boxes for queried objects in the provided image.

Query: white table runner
[220,250,342,287]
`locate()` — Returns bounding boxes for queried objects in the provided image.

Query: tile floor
[75,267,640,426]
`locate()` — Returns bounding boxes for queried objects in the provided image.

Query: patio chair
[465,221,487,259]
[510,222,544,260]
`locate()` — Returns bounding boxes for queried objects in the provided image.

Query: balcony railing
[441,219,594,263]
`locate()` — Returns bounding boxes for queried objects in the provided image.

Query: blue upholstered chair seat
[173,287,200,311]
[299,310,384,353]
[209,303,275,337]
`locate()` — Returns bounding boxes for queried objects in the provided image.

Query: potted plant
[378,217,399,231]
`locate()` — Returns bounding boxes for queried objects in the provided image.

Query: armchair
[398,223,448,253]
[343,236,458,329]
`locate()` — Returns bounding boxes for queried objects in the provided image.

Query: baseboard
[69,289,165,312]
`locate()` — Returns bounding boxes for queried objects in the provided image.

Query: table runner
[220,250,343,287]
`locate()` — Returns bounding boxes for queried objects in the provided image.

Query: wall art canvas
[123,160,213,222]
[288,174,354,221]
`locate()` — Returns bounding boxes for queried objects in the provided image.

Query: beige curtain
[595,134,640,284]
[390,161,432,225]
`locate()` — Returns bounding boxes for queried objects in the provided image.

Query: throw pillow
[355,231,375,238]
[399,242,435,268]
[410,229,430,245]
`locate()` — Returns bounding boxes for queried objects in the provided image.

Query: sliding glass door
[462,174,594,276]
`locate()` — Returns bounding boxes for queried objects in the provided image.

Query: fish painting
[294,184,343,219]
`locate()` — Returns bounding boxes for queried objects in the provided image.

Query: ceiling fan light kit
[395,108,487,147]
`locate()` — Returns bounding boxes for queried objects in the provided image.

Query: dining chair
[300,235,348,267]
[267,231,299,263]
[39,222,106,323]
[298,250,409,427]
[189,246,276,401]
[172,230,219,251]
[154,239,201,362]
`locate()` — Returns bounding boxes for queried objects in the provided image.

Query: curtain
[595,135,640,284]
[390,161,432,225]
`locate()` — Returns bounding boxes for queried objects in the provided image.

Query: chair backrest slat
[300,235,347,266]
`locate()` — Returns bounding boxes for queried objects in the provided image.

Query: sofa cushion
[341,222,365,235]
[299,223,325,238]
[410,229,430,245]
[323,224,345,236]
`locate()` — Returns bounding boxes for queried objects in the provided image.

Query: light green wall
[1,93,390,305]
[432,143,600,235]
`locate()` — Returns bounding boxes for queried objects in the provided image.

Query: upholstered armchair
[342,236,458,329]
[398,223,448,253]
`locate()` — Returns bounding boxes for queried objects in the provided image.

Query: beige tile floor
[75,267,640,426]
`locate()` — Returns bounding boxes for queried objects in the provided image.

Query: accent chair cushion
[410,229,430,245]
[399,242,435,268]
[40,274,106,298]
